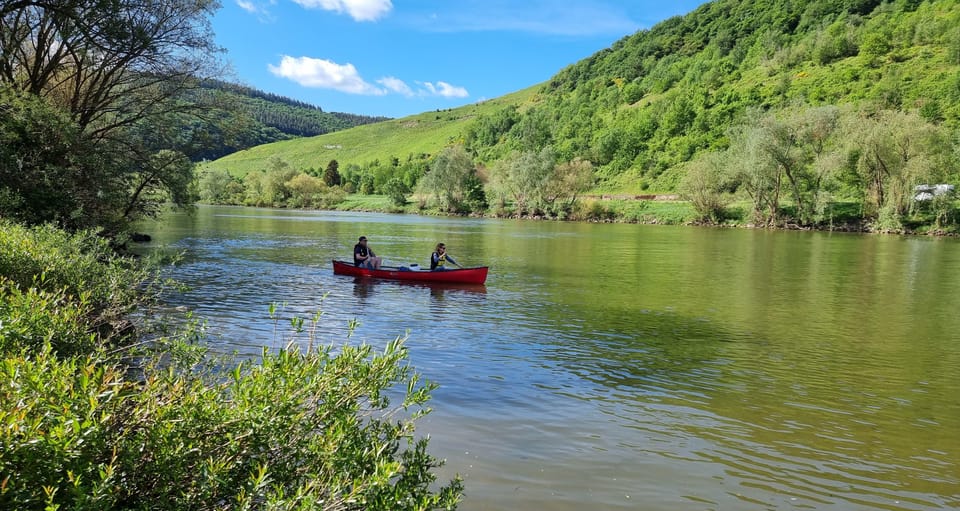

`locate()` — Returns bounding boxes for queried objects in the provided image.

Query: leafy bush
[679,153,730,223]
[0,221,145,306]
[0,221,153,352]
[0,283,97,356]
[384,177,411,206]
[316,185,348,209]
[571,200,615,221]
[0,339,462,510]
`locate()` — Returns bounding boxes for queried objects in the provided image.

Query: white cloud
[236,0,258,13]
[234,0,280,21]
[235,0,274,16]
[377,76,414,97]
[420,81,469,98]
[268,56,385,95]
[267,56,470,101]
[292,0,392,22]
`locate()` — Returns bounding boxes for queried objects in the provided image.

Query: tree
[1,0,221,132]
[724,106,844,226]
[792,106,844,223]
[285,173,327,208]
[199,168,234,203]
[680,152,730,223]
[383,178,411,206]
[488,148,556,215]
[122,150,197,220]
[544,157,595,215]
[418,145,480,213]
[860,31,892,65]
[243,171,268,207]
[0,88,81,225]
[845,109,947,228]
[727,118,783,225]
[263,158,298,206]
[0,0,223,231]
[324,159,342,186]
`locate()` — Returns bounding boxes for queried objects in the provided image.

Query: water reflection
[137,207,960,511]
[349,277,487,300]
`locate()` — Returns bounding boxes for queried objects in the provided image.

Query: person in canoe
[430,242,462,270]
[354,236,382,269]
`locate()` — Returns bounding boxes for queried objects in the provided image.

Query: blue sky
[214,1,707,118]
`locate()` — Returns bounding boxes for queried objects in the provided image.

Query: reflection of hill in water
[537,305,959,510]
[540,306,736,399]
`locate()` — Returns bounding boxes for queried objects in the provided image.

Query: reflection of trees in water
[545,307,732,395]
[541,305,960,509]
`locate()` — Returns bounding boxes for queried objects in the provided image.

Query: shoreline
[189,200,959,238]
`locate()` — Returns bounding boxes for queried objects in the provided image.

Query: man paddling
[354,236,382,269]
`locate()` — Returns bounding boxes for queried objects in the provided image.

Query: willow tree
[0,0,223,231]
[845,109,950,228]
[418,145,485,213]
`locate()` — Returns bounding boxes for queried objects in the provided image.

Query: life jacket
[431,251,445,270]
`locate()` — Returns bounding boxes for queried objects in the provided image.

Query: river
[137,205,960,510]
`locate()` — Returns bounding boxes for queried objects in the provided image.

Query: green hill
[188,80,389,161]
[202,86,539,176]
[202,0,960,230]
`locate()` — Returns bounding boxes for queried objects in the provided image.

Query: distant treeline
[200,79,326,111]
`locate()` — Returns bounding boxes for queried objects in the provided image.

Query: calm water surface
[138,205,960,510]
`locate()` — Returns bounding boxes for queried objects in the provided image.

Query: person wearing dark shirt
[354,236,382,269]
[430,242,461,270]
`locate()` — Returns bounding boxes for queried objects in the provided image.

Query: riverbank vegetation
[0,223,464,511]
[0,0,463,508]
[201,0,960,234]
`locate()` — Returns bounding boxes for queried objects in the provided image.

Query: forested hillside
[205,0,960,231]
[189,80,389,161]
[466,0,959,188]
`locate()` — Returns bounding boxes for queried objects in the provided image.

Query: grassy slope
[203,86,540,177]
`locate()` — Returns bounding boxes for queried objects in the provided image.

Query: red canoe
[332,260,488,285]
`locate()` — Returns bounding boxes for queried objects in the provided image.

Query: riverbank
[236,193,960,237]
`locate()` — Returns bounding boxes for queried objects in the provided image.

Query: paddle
[446,254,464,268]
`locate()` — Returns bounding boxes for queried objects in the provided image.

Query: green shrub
[0,339,463,510]
[678,153,730,223]
[0,221,155,353]
[383,177,411,206]
[571,200,615,221]
[0,282,97,356]
[317,186,348,209]
[0,221,462,509]
[0,221,146,312]
[0,346,130,509]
